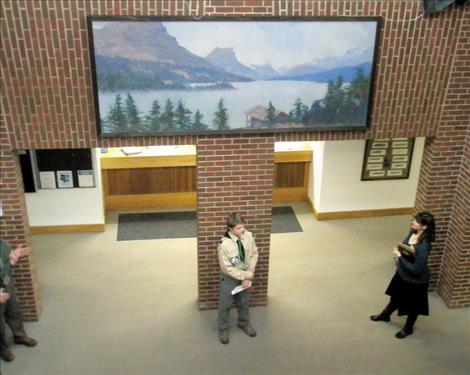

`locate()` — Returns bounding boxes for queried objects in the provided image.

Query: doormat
[271,206,303,234]
[117,206,302,241]
[117,211,197,241]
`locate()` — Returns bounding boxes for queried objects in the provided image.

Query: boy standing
[217,213,258,344]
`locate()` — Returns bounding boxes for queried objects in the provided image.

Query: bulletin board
[35,149,94,189]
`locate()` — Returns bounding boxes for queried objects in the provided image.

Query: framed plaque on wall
[361,138,414,181]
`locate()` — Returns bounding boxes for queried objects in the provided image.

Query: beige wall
[25,149,104,226]
[310,139,424,213]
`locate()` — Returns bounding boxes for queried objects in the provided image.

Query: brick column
[196,135,274,309]
[0,151,41,321]
[415,5,470,307]
[439,131,470,307]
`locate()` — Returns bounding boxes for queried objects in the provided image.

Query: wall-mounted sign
[39,171,56,189]
[78,170,95,187]
[56,170,74,188]
[361,138,414,181]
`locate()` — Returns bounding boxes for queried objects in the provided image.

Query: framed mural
[361,138,415,181]
[87,17,381,136]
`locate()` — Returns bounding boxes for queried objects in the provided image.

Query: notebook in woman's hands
[398,242,415,257]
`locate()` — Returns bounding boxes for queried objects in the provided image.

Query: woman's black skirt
[385,272,429,316]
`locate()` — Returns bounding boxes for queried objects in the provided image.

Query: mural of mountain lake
[98,80,328,132]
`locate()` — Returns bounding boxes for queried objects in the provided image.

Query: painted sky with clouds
[164,21,378,69]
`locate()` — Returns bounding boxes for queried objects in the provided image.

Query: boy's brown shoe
[238,323,257,337]
[14,336,37,347]
[219,329,229,344]
[1,350,15,362]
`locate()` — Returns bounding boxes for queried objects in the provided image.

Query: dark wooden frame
[87,16,382,137]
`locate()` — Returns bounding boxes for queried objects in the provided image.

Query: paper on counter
[121,147,143,155]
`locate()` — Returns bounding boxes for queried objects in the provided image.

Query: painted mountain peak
[206,47,259,80]
[206,47,279,80]
[277,46,374,80]
[205,47,238,63]
[92,22,251,91]
[250,63,278,80]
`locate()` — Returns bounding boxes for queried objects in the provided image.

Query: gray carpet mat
[271,206,303,233]
[117,206,303,241]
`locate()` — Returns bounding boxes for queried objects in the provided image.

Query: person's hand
[242,279,251,289]
[393,248,401,261]
[0,289,10,304]
[9,246,30,265]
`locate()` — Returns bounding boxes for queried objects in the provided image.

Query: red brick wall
[1,1,468,319]
[2,0,464,148]
[415,4,470,307]
[0,150,40,320]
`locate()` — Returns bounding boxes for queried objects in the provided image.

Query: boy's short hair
[226,212,245,229]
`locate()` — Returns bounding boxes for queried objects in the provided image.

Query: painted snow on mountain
[276,47,374,81]
[205,46,373,83]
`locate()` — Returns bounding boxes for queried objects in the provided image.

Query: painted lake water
[98,80,328,131]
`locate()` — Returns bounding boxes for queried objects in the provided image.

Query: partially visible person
[370,212,436,338]
[1,239,38,362]
[217,213,259,344]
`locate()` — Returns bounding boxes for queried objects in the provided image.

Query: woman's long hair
[414,212,436,244]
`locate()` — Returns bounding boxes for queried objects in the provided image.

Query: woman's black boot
[370,302,396,322]
[395,314,417,339]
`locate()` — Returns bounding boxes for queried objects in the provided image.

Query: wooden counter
[101,143,312,210]
[101,146,197,210]
[101,146,196,169]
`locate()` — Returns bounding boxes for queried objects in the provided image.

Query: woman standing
[370,212,436,339]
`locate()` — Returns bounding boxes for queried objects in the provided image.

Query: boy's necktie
[237,239,245,262]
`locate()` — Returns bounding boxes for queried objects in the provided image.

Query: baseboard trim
[315,207,414,220]
[305,197,413,220]
[306,196,317,217]
[30,224,105,234]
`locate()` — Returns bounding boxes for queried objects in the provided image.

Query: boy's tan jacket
[218,230,258,281]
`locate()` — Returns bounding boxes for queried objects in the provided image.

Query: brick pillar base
[415,132,469,308]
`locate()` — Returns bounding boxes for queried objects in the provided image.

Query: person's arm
[0,276,9,303]
[397,241,430,275]
[247,235,259,274]
[0,289,10,304]
[9,246,30,265]
[218,242,253,281]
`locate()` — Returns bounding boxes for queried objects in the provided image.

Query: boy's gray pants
[217,273,251,331]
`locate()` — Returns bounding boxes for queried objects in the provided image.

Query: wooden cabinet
[101,143,312,210]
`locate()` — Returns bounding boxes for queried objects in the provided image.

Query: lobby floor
[3,203,469,375]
